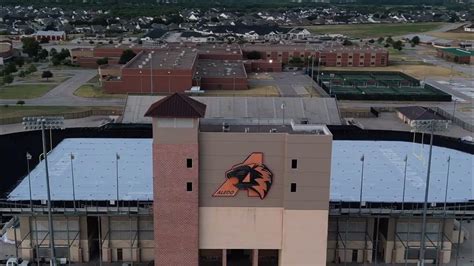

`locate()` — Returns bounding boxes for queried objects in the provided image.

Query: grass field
[429,32,474,41]
[74,84,126,98]
[304,22,444,38]
[0,84,56,99]
[202,85,280,96]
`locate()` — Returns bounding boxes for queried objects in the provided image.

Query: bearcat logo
[213,152,273,199]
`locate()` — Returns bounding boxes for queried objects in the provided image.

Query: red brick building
[72,43,388,94]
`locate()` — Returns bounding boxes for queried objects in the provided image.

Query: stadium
[316,71,452,102]
[0,94,473,266]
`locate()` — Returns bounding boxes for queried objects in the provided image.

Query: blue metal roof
[7,138,473,203]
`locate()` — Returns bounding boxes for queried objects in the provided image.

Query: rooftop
[145,93,206,118]
[126,50,197,70]
[441,48,474,57]
[8,139,472,203]
[195,60,247,79]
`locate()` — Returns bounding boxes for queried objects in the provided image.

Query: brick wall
[153,143,199,266]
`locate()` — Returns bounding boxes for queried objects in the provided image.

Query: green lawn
[304,22,445,38]
[0,106,120,119]
[0,84,56,99]
[74,84,126,98]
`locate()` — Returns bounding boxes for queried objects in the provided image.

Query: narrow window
[187,182,193,192]
[290,183,297,192]
[117,248,123,261]
[186,158,192,168]
[291,159,298,169]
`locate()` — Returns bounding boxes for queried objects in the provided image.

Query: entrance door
[227,249,251,266]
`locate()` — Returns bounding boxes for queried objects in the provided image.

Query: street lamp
[23,116,64,266]
[280,102,286,126]
[409,118,448,266]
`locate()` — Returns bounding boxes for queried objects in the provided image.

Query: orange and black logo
[213,152,273,199]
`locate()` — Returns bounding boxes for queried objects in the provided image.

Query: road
[0,69,125,107]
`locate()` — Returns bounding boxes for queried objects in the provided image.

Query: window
[117,248,123,261]
[349,56,353,59]
[187,182,193,191]
[291,159,298,169]
[186,158,192,168]
[290,183,297,192]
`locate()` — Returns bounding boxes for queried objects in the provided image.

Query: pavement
[0,69,125,107]
[248,72,327,97]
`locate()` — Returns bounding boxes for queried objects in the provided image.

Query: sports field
[304,22,444,38]
[317,71,451,101]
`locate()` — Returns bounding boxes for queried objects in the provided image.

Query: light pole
[26,152,33,212]
[451,99,457,123]
[281,102,286,126]
[23,116,64,266]
[116,153,120,211]
[410,118,448,266]
[359,154,365,213]
[70,153,76,213]
[401,155,408,212]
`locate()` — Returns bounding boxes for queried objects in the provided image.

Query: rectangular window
[186,158,192,168]
[291,159,298,169]
[290,183,297,192]
[187,182,193,191]
[117,248,123,261]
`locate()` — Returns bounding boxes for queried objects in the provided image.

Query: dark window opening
[290,183,297,192]
[186,158,192,168]
[291,159,298,169]
[187,182,193,191]
[117,248,123,261]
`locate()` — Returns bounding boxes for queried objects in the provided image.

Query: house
[32,30,66,41]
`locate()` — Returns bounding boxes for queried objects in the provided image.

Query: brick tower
[145,93,206,266]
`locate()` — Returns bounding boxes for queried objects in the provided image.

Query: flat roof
[195,60,246,79]
[122,95,342,125]
[7,139,472,203]
[126,50,197,70]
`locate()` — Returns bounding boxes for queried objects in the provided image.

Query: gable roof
[395,106,446,121]
[144,93,206,118]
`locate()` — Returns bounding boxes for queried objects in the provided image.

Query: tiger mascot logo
[213,152,273,199]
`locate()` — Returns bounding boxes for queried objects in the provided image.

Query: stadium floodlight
[23,116,64,266]
[409,118,449,266]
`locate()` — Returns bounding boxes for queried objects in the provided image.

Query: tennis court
[316,71,451,101]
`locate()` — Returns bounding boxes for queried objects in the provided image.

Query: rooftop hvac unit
[270,128,277,133]
[138,65,142,69]
[244,128,250,133]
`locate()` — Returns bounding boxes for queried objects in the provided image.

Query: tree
[3,74,14,84]
[4,63,17,74]
[27,65,37,73]
[411,36,420,45]
[96,57,109,65]
[21,37,41,57]
[14,57,25,67]
[18,71,27,78]
[368,39,375,44]
[42,70,53,81]
[342,39,353,46]
[50,48,58,57]
[38,49,49,60]
[51,57,61,66]
[393,40,404,51]
[377,37,384,44]
[246,50,261,60]
[386,36,394,44]
[118,49,137,64]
